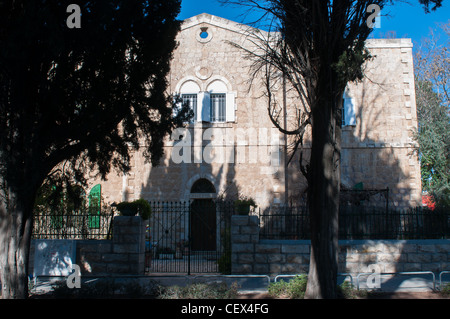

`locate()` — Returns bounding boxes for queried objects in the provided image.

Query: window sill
[186,122,235,128]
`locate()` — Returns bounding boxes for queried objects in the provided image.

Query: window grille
[210,93,226,122]
[182,94,197,123]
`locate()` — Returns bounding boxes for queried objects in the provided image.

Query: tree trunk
[304,87,342,299]
[0,189,34,299]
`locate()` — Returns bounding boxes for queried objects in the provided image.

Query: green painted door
[88,184,101,228]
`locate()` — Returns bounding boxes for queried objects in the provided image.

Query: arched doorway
[190,179,216,251]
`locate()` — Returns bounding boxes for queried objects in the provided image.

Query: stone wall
[30,216,146,276]
[231,215,450,275]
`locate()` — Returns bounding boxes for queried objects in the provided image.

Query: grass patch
[337,281,368,299]
[440,283,450,296]
[267,275,368,299]
[158,281,239,299]
[30,278,159,299]
[268,275,308,299]
[30,278,239,299]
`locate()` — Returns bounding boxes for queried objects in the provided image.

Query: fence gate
[145,201,233,274]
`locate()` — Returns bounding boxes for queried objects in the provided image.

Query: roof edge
[181,13,413,48]
[181,13,261,34]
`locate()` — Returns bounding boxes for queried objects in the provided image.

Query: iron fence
[145,200,234,274]
[259,206,450,240]
[32,208,114,240]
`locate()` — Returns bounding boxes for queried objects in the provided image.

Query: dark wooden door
[190,199,216,251]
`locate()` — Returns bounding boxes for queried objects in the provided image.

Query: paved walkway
[29,271,449,296]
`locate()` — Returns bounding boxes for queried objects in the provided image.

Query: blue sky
[178,1,449,47]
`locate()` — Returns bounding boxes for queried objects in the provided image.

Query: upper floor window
[181,94,197,124]
[210,93,226,122]
[176,77,235,124]
[178,80,201,123]
[342,89,356,126]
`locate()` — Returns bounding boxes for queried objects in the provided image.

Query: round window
[197,27,212,43]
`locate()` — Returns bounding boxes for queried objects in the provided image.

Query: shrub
[158,282,239,299]
[116,199,152,220]
[268,275,307,299]
[337,280,367,299]
[440,283,450,296]
[217,251,231,274]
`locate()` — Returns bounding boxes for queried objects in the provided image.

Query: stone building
[86,13,421,211]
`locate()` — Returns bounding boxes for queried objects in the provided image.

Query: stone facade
[85,13,421,210]
[231,216,450,276]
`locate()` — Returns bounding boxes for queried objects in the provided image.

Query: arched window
[175,77,235,124]
[179,80,201,123]
[207,80,227,123]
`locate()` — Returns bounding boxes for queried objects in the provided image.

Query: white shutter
[344,97,356,126]
[200,92,211,122]
[226,92,236,122]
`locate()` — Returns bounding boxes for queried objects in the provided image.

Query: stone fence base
[231,215,450,275]
[29,216,146,276]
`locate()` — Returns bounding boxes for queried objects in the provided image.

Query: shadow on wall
[285,62,419,209]
[254,58,442,290]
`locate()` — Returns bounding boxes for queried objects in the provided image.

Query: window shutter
[88,184,101,229]
[344,96,356,126]
[200,92,211,122]
[226,92,235,122]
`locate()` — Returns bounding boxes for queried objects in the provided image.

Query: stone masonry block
[407,253,432,263]
[231,216,251,226]
[255,244,280,254]
[269,263,281,274]
[238,254,254,264]
[267,254,283,263]
[250,234,259,244]
[403,263,421,271]
[431,253,447,262]
[115,234,140,244]
[377,253,406,263]
[420,263,441,272]
[380,263,399,273]
[233,234,251,243]
[417,244,438,253]
[240,225,259,235]
[232,264,252,274]
[281,244,309,254]
[114,216,142,227]
[254,264,269,274]
[247,216,260,226]
[437,244,450,253]
[232,243,254,253]
[102,253,129,263]
[401,243,418,253]
[113,243,140,254]
[281,264,303,274]
[286,254,304,264]
[255,254,267,263]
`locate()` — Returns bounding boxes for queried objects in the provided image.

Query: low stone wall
[231,215,450,275]
[30,216,146,276]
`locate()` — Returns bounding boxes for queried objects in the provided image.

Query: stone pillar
[231,215,259,274]
[111,216,146,274]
